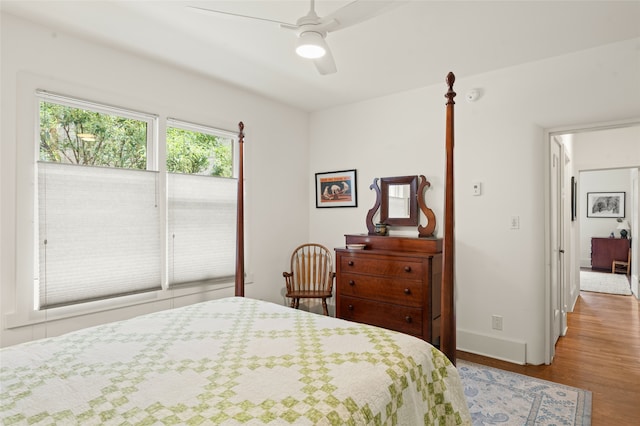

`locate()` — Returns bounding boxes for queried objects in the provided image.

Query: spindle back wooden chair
[612,248,631,276]
[283,243,335,316]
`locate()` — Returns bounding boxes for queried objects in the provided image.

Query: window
[36,93,238,311]
[37,93,160,309]
[166,125,232,177]
[166,119,237,287]
[40,100,150,169]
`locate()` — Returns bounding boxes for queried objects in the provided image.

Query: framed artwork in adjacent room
[586,192,625,218]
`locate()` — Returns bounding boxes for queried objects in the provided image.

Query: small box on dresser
[335,234,442,346]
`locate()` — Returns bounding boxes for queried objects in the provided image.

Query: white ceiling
[3,1,640,112]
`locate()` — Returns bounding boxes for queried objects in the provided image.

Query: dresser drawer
[338,296,423,337]
[339,273,423,307]
[335,238,441,345]
[340,255,423,279]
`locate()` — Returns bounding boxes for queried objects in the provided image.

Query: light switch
[472,182,482,196]
[510,216,520,230]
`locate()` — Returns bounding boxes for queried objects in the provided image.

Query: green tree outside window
[40,102,233,177]
[40,102,147,169]
[166,127,232,177]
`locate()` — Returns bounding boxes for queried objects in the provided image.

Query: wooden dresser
[335,234,442,346]
[591,237,629,271]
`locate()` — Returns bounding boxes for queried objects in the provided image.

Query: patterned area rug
[580,270,631,295]
[458,360,592,425]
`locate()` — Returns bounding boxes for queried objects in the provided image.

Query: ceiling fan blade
[187,5,296,27]
[321,0,406,32]
[313,47,337,75]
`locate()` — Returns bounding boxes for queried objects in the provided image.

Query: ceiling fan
[188,0,403,75]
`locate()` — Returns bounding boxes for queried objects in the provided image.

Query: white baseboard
[457,329,527,365]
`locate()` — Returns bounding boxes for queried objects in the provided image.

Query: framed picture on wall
[586,192,625,218]
[315,169,357,208]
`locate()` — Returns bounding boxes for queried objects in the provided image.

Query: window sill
[4,274,253,330]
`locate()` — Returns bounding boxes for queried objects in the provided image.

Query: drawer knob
[349,280,355,286]
[404,266,412,272]
[403,288,411,295]
[405,316,412,323]
[348,304,354,311]
[348,260,354,266]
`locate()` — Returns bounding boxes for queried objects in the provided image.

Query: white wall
[308,38,640,365]
[579,169,633,263]
[0,14,310,346]
[573,126,640,171]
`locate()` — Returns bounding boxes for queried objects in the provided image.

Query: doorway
[545,121,640,364]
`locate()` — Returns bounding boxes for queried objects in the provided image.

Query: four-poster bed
[1,74,466,424]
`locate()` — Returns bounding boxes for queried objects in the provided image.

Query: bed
[1,73,468,425]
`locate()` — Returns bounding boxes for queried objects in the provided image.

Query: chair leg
[322,298,328,316]
[290,298,296,309]
[294,298,300,309]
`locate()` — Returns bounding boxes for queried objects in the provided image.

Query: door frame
[544,118,640,364]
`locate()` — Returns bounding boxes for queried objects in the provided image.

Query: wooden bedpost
[441,73,456,364]
[235,122,245,297]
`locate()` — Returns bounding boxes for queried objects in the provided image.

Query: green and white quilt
[1,297,471,425]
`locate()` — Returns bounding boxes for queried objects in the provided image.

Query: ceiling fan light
[295,31,327,59]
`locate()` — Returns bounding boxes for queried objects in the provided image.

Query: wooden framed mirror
[366,174,435,237]
[381,175,418,226]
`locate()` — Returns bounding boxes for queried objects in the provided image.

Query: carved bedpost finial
[445,72,456,105]
[238,121,245,142]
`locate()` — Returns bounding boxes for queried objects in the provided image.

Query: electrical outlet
[491,315,503,330]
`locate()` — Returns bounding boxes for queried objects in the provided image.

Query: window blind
[168,173,237,286]
[38,162,161,309]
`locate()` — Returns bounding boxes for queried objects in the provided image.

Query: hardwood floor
[458,287,640,424]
